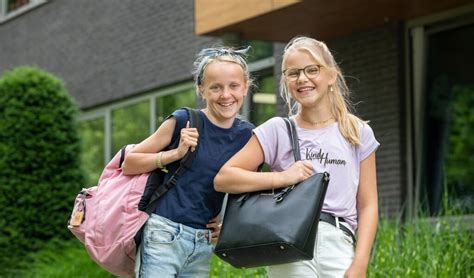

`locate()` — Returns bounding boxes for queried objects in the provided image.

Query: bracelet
[155,152,168,173]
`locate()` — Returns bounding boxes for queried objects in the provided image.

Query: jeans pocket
[146,226,180,244]
[144,216,181,245]
[340,231,355,249]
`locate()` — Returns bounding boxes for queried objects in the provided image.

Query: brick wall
[329,23,405,216]
[0,0,220,109]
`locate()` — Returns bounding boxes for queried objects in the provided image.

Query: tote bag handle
[282,117,301,162]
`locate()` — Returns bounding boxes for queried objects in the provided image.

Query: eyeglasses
[282,64,322,81]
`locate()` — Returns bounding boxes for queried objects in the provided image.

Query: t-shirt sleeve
[169,108,188,143]
[253,117,285,166]
[236,118,256,144]
[359,122,380,162]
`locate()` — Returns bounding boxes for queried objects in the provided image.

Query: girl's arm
[214,134,314,194]
[345,152,378,278]
[121,118,198,175]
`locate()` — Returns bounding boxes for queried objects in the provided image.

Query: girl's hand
[207,216,221,244]
[177,121,199,158]
[344,263,366,278]
[283,160,314,185]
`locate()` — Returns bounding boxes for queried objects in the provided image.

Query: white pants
[267,221,355,277]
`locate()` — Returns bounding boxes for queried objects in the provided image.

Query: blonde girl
[215,36,379,277]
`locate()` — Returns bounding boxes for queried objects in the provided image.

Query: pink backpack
[68,145,148,276]
[68,108,201,277]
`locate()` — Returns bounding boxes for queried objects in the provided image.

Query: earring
[329,85,334,92]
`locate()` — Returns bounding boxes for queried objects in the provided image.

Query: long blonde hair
[280,36,362,145]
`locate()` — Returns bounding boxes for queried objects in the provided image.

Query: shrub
[0,66,85,273]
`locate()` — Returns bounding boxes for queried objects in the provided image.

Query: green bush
[0,66,85,273]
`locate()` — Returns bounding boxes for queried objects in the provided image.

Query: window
[6,0,29,12]
[242,40,274,63]
[0,0,47,23]
[443,85,474,214]
[407,20,474,216]
[156,89,196,127]
[78,82,196,184]
[111,101,150,155]
[80,117,105,185]
[250,74,276,126]
[415,23,474,215]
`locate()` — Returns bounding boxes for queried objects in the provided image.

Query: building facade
[1,0,473,218]
[196,0,474,218]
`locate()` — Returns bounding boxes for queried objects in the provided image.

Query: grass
[7,238,114,278]
[368,214,473,277]
[210,256,266,277]
[5,238,265,278]
[5,214,473,277]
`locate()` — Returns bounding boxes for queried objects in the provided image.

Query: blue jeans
[136,214,213,278]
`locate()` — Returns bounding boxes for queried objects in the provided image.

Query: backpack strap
[143,107,203,214]
[162,108,202,189]
[119,146,127,168]
[282,117,301,162]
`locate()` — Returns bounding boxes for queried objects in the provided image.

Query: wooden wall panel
[195,0,300,34]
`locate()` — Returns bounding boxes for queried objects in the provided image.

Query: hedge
[0,66,85,272]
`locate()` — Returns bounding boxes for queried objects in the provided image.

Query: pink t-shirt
[254,117,380,230]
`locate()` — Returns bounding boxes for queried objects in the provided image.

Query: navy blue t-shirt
[154,109,254,229]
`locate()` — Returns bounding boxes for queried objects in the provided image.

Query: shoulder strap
[119,146,127,168]
[143,107,203,214]
[165,107,202,185]
[282,117,301,162]
[179,107,202,168]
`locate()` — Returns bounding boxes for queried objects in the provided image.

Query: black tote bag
[214,117,330,268]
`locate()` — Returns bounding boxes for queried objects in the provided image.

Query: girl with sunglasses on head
[122,46,254,277]
[215,36,380,277]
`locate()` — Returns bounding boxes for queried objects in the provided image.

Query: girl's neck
[202,109,234,129]
[297,107,335,128]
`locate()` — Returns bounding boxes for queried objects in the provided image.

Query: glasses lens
[284,65,320,81]
[304,65,320,78]
[285,70,299,80]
